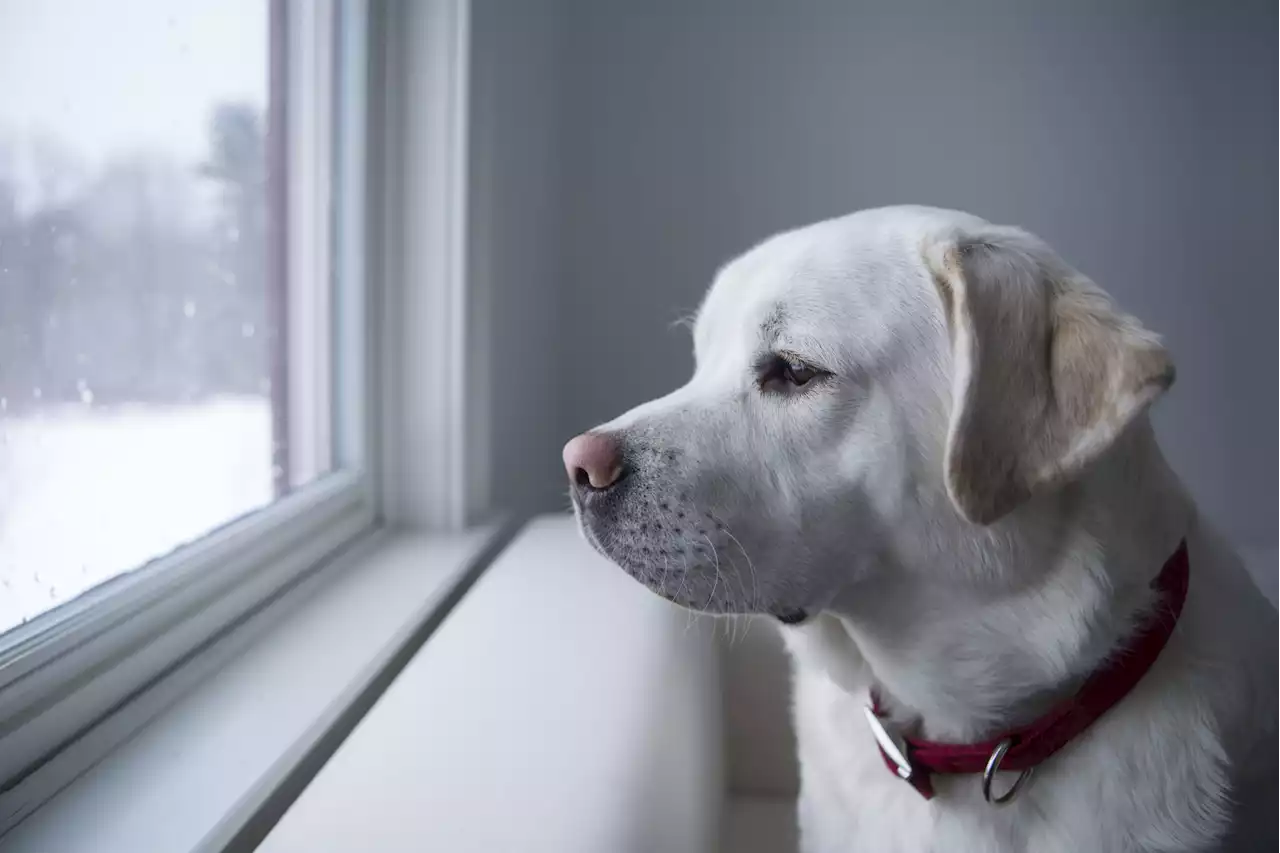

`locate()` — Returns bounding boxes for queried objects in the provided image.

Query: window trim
[0,474,374,832]
[375,0,481,531]
[285,0,337,491]
[0,0,379,830]
[0,471,367,700]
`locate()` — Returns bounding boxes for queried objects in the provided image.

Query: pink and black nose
[562,432,626,492]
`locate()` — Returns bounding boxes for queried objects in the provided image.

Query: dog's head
[564,206,1173,623]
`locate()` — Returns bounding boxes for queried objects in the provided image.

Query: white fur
[569,206,1277,852]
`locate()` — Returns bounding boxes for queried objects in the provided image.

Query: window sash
[0,0,377,817]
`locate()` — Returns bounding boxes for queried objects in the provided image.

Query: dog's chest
[788,666,1228,853]
[791,669,1034,853]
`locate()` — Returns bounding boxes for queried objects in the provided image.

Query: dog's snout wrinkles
[563,432,625,490]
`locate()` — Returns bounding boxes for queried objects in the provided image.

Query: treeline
[0,103,271,413]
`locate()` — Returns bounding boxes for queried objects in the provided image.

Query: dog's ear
[925,228,1175,525]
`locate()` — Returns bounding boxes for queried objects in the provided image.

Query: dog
[563,206,1277,852]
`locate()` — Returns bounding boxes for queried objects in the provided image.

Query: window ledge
[4,521,1268,853]
[0,523,514,853]
[256,516,724,853]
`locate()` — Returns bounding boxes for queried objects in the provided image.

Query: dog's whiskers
[657,553,673,599]
[676,552,704,634]
[702,535,723,613]
[722,526,761,641]
[722,551,751,646]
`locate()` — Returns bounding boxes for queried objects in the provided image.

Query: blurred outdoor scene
[0,0,282,633]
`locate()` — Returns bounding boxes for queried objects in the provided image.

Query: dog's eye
[759,354,824,393]
[783,359,819,386]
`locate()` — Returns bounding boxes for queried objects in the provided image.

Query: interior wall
[555,0,1277,550]
[468,0,569,518]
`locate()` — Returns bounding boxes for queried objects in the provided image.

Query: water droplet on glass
[33,571,40,583]
[1,578,9,589]
[241,322,255,338]
[81,564,88,575]
[31,387,42,400]
[0,397,7,411]
[271,465,284,479]
[49,587,57,600]
[79,387,94,405]
[183,300,196,318]
[227,225,240,243]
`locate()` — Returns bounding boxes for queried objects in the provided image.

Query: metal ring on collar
[982,738,1034,805]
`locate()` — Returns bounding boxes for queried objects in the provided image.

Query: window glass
[0,0,331,635]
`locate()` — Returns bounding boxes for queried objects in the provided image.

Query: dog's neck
[814,422,1193,743]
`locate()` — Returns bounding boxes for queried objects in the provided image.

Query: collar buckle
[862,705,914,780]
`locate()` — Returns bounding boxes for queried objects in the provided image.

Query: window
[0,0,374,821]
[0,0,337,634]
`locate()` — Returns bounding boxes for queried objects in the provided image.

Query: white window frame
[375,0,483,531]
[0,0,408,831]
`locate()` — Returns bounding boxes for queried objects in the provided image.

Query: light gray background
[480,0,1277,548]
[471,5,1276,798]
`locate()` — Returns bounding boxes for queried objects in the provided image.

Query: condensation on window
[0,0,287,634]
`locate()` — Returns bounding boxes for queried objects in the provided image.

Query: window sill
[0,522,515,853]
[255,516,724,853]
[2,517,1270,853]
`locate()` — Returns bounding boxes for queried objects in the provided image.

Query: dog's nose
[563,432,625,491]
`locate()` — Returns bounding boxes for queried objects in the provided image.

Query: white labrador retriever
[562,206,1277,853]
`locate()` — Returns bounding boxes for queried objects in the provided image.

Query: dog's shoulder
[1170,524,1278,851]
[787,523,1277,853]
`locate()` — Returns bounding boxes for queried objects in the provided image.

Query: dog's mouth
[571,483,819,622]
[774,608,809,626]
[573,503,734,614]
[577,511,818,623]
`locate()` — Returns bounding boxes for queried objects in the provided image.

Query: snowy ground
[0,398,274,635]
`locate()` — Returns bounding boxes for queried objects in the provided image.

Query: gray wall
[467,0,1276,806]
[469,0,569,517]
[553,0,1277,549]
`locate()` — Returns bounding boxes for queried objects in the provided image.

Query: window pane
[0,0,333,636]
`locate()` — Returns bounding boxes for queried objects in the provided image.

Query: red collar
[866,540,1190,801]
